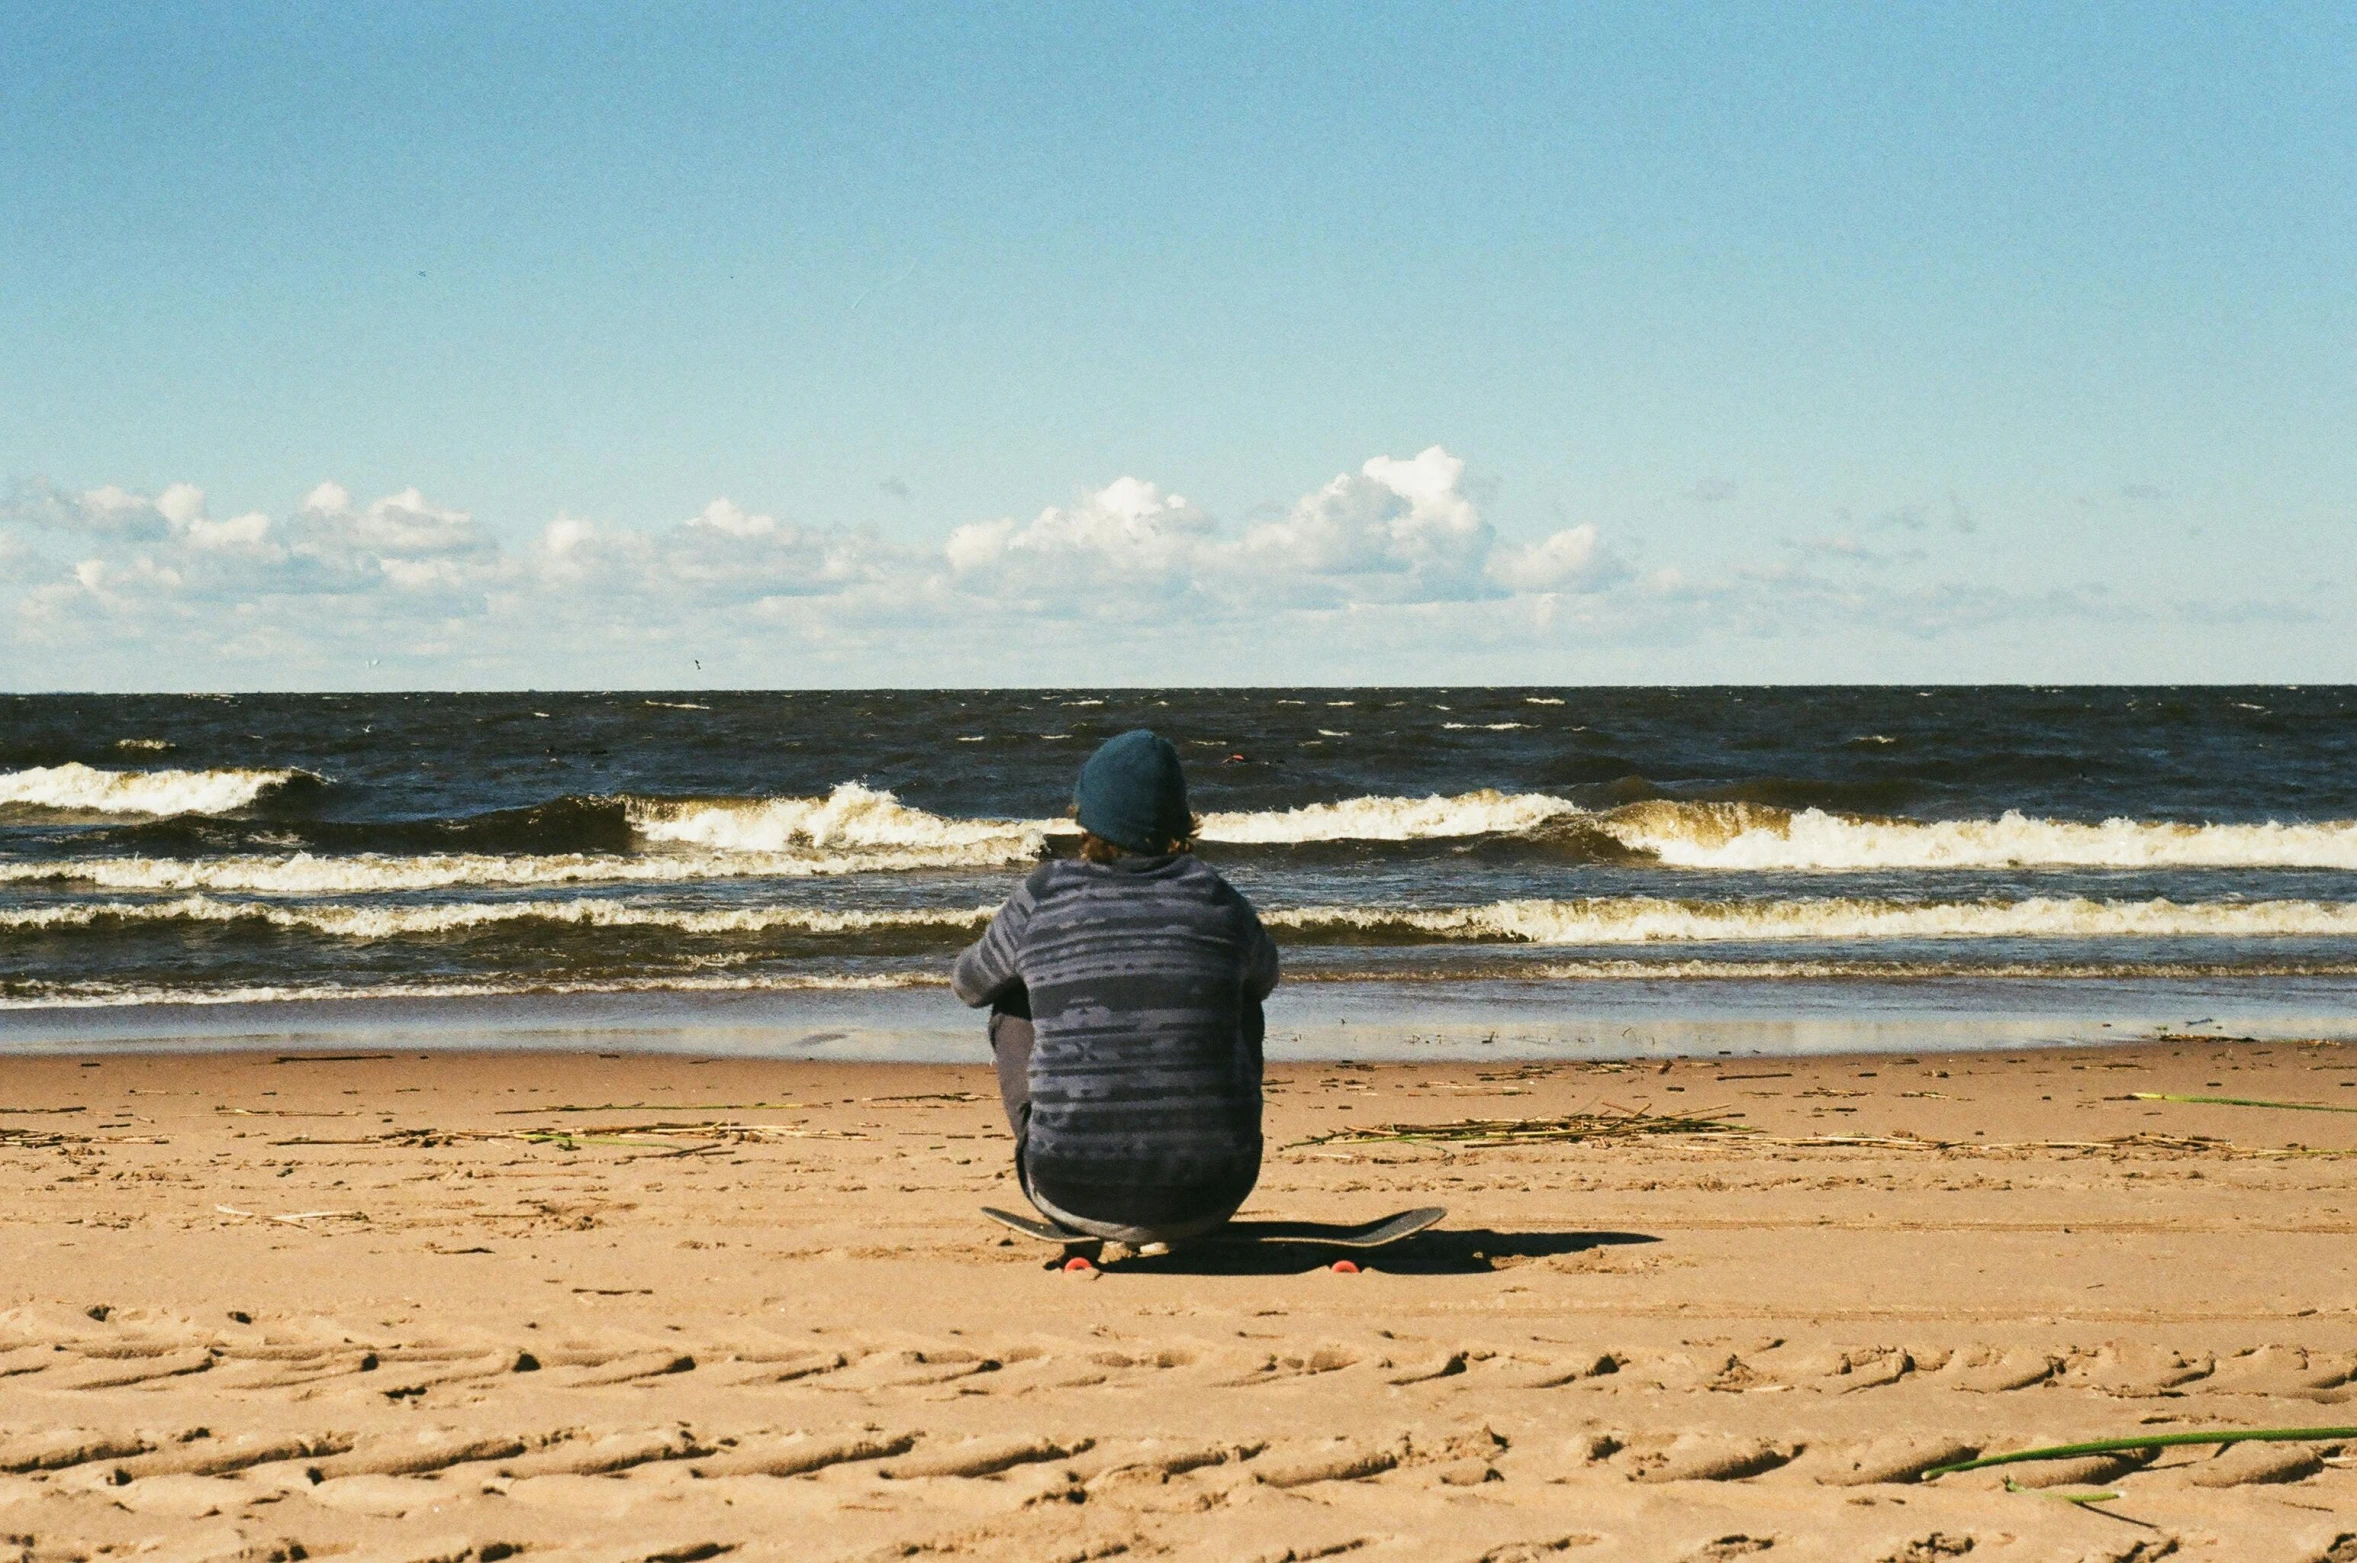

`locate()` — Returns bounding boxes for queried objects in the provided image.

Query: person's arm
[1241,908,1280,1003]
[950,870,1044,1009]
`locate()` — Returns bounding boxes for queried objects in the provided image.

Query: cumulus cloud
[941,447,1617,615]
[3,446,1638,682]
[17,446,2268,686]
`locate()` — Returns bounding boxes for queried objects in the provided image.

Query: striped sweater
[951,853,1279,1185]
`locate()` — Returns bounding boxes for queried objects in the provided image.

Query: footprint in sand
[1620,1435,1795,1484]
[498,1428,707,1477]
[309,1430,530,1479]
[1252,1439,1400,1489]
[692,1429,915,1477]
[45,1346,217,1391]
[1211,1345,1362,1389]
[549,1350,698,1388]
[1512,1349,1625,1388]
[1926,1345,2058,1392]
[103,1473,249,1518]
[302,1472,445,1518]
[1978,1436,2157,1489]
[2182,1440,2327,1486]
[878,1435,1089,1480]
[1772,1346,1913,1392]
[1802,1435,1979,1486]
[826,1346,1001,1390]
[0,1429,153,1473]
[2063,1342,2214,1395]
[2201,1345,2357,1396]
[504,1471,674,1516]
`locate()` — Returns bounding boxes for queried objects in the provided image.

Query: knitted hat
[1073,729,1190,854]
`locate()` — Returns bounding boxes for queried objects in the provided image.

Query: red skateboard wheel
[1063,1256,1095,1273]
[1331,1260,1360,1273]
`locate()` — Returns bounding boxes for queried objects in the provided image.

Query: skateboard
[983,1205,1446,1250]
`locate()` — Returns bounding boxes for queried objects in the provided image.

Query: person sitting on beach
[952,729,1279,1244]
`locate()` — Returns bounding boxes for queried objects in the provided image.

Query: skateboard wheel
[1063,1256,1095,1273]
[1331,1260,1360,1274]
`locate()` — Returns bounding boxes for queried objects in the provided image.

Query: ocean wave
[1268,895,2357,945]
[0,762,316,817]
[1599,800,2357,870]
[0,840,1034,894]
[0,895,995,939]
[626,782,1050,855]
[637,784,2357,868]
[12,891,2357,947]
[1196,788,1581,843]
[10,957,2357,1012]
[14,776,2357,880]
[0,971,941,1011]
[1518,957,2357,980]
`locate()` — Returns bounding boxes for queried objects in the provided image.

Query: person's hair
[1074,815,1199,863]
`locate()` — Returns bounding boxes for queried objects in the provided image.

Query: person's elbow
[949,949,996,1008]
[1245,962,1279,1003]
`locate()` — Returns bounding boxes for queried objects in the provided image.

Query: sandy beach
[5,1039,2355,1563]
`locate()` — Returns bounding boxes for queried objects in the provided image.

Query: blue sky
[3,2,2351,688]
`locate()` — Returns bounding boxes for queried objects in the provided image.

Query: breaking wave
[626,783,1048,856]
[0,843,1035,895]
[12,892,2357,948]
[0,971,940,1011]
[13,781,2357,893]
[0,763,318,817]
[1268,895,2357,945]
[1196,788,1579,843]
[638,784,2357,870]
[0,896,994,940]
[1598,800,2357,871]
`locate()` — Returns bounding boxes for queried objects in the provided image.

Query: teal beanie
[1073,729,1191,854]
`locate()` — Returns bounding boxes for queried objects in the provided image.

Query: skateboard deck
[983,1205,1445,1249]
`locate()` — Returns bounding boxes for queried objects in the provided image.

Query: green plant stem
[2132,1091,2357,1114]
[2003,1479,2121,1504]
[1925,1427,2357,1480]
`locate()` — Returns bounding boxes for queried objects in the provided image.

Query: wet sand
[4,1039,2356,1562]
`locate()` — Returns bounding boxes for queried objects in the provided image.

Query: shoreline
[8,974,2357,1062]
[6,1039,2356,1558]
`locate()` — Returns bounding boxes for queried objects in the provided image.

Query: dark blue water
[6,687,2357,1054]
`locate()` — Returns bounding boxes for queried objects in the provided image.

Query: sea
[6,687,2357,1061]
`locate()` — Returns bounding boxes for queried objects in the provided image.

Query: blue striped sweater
[951,853,1279,1185]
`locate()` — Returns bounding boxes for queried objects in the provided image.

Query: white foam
[1603,802,2357,871]
[1523,957,2357,980]
[0,896,994,939]
[0,970,940,1011]
[1197,788,1582,843]
[627,782,1051,856]
[27,889,2351,946]
[1269,895,2357,944]
[0,843,1027,895]
[0,762,310,816]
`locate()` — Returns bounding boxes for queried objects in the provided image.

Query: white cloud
[184,510,274,552]
[1486,523,1605,593]
[688,498,777,538]
[154,482,206,527]
[10,448,2324,686]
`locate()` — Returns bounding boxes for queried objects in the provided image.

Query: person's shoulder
[1179,854,1258,908]
[1021,858,1071,900]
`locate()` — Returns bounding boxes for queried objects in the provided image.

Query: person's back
[951,730,1278,1241]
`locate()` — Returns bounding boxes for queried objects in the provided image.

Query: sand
[4,1037,2356,1563]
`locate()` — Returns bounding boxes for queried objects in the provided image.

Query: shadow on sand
[1065,1227,1660,1277]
